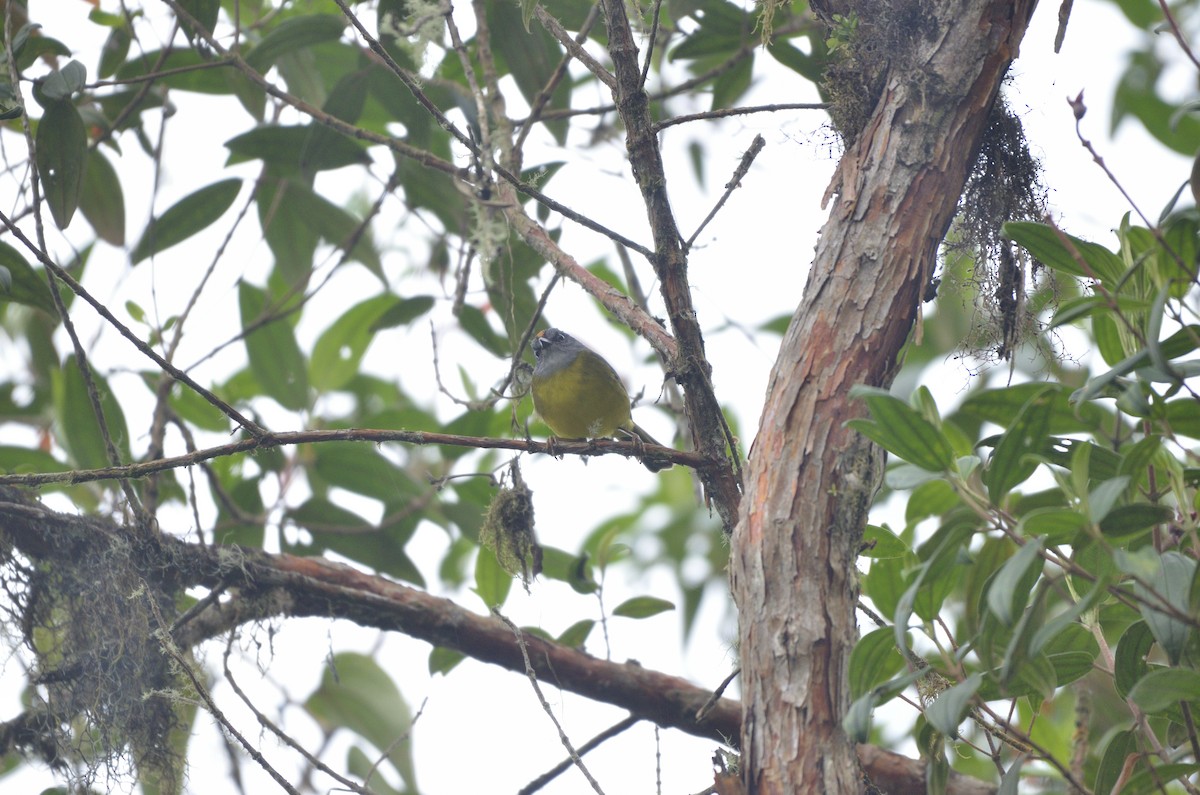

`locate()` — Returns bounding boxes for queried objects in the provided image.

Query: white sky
[1,0,1194,793]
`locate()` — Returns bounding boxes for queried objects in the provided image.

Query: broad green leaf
[1122,763,1200,795]
[1128,668,1200,714]
[373,296,436,331]
[848,627,905,700]
[225,125,371,174]
[847,387,955,472]
[311,442,411,502]
[245,15,347,73]
[168,380,231,432]
[0,241,55,315]
[305,652,417,792]
[984,386,1053,502]
[132,179,242,264]
[78,148,126,245]
[36,100,87,229]
[177,0,219,41]
[986,538,1043,626]
[1126,550,1195,664]
[925,673,981,738]
[213,476,266,547]
[1098,503,1172,542]
[311,295,399,392]
[238,281,309,411]
[53,354,132,471]
[485,1,571,143]
[860,524,908,559]
[556,619,596,648]
[1017,508,1086,542]
[473,546,512,608]
[712,51,753,110]
[1004,221,1125,284]
[1114,620,1154,698]
[612,596,675,619]
[997,757,1025,795]
[1095,729,1137,795]
[39,60,87,102]
[98,24,132,79]
[428,646,466,676]
[286,496,424,584]
[0,445,68,475]
[959,382,1104,434]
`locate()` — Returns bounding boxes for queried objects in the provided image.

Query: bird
[530,327,673,472]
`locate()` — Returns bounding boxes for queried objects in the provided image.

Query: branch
[0,428,704,487]
[0,488,996,795]
[597,0,743,532]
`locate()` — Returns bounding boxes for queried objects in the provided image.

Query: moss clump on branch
[0,507,186,788]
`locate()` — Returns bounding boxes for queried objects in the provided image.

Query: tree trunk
[731,0,1037,791]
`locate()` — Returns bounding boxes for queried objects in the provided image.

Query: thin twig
[143,588,301,795]
[494,609,607,794]
[536,4,616,91]
[655,103,825,132]
[517,716,639,795]
[220,640,375,795]
[0,211,267,436]
[686,134,765,249]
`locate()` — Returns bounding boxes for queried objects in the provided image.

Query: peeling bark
[731,1,1037,792]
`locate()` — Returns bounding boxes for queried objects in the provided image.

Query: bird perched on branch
[530,327,673,472]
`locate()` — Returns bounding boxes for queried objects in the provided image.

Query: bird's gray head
[532,327,584,376]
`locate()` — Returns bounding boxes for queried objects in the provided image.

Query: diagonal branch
[597,0,743,531]
[0,488,995,795]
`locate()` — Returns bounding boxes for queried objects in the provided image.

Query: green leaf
[986,538,1043,626]
[1098,503,1172,542]
[311,295,399,392]
[0,445,68,476]
[428,646,466,676]
[238,281,309,411]
[312,442,410,502]
[1128,668,1200,714]
[132,179,242,264]
[860,524,909,558]
[40,60,87,102]
[1095,729,1137,795]
[225,125,370,175]
[1017,507,1086,543]
[98,24,132,80]
[556,619,595,648]
[847,386,955,472]
[286,496,424,584]
[373,296,436,331]
[305,652,417,792]
[1114,620,1154,699]
[925,672,981,738]
[245,15,347,73]
[78,148,126,245]
[36,100,88,229]
[848,627,905,700]
[53,354,131,471]
[612,596,675,619]
[1004,221,1125,284]
[1126,550,1196,665]
[959,382,1104,434]
[474,546,512,608]
[984,386,1054,502]
[998,757,1025,795]
[0,241,55,315]
[712,51,753,110]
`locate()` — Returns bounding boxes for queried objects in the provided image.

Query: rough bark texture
[731,0,1037,792]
